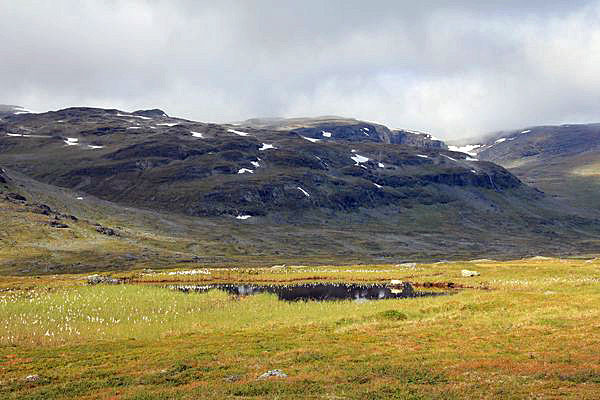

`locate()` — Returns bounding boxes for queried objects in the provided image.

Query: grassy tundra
[1,258,600,399]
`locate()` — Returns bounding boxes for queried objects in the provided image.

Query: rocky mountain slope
[461,123,600,213]
[2,106,600,273]
[240,116,447,149]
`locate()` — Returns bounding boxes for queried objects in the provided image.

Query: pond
[169,282,447,302]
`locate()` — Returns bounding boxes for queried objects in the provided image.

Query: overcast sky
[1,1,600,140]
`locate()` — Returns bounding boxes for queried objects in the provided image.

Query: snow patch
[7,133,23,137]
[296,187,310,197]
[351,154,369,165]
[321,130,332,138]
[127,126,141,130]
[378,162,385,168]
[191,131,204,138]
[495,138,507,144]
[442,154,457,162]
[64,137,79,146]
[76,197,84,200]
[87,145,104,149]
[465,156,478,161]
[448,144,482,156]
[521,130,531,134]
[301,136,320,143]
[237,168,254,174]
[251,161,260,168]
[373,182,383,188]
[228,129,250,136]
[259,143,276,150]
[416,154,429,158]
[236,215,252,220]
[157,122,178,127]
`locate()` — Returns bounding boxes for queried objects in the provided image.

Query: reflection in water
[169,283,445,302]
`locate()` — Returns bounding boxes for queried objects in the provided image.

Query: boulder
[86,274,123,285]
[257,369,287,380]
[395,262,416,268]
[33,204,53,215]
[461,269,480,277]
[96,225,118,236]
[6,192,26,202]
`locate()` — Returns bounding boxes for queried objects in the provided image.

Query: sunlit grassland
[1,258,600,399]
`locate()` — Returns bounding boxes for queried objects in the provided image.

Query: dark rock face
[291,124,447,149]
[133,109,168,118]
[6,192,26,202]
[0,168,7,184]
[32,204,53,215]
[293,124,384,143]
[80,126,127,136]
[391,130,447,149]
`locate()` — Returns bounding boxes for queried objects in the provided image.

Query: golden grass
[1,258,599,399]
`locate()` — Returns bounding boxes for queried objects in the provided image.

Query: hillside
[464,123,600,213]
[2,107,600,274]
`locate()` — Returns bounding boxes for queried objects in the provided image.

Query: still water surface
[170,282,446,301]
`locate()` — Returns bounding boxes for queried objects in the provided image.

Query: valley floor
[1,258,600,399]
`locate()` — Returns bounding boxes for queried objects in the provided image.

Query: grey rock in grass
[24,375,39,382]
[461,269,480,277]
[86,274,123,285]
[257,369,287,380]
[395,262,417,268]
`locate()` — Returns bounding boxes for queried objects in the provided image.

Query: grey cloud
[1,0,599,139]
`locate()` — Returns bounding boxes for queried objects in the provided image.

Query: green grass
[1,258,600,398]
[0,285,436,346]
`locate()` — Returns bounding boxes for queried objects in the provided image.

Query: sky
[1,0,600,140]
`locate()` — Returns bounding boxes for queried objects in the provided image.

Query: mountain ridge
[2,106,600,274]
